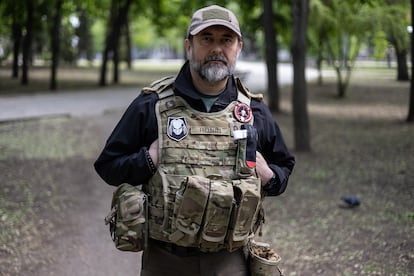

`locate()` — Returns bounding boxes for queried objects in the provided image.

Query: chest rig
[144,76,263,252]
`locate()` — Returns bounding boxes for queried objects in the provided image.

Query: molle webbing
[146,78,262,252]
[156,96,239,179]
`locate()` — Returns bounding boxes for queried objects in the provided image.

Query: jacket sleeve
[253,101,295,196]
[94,92,159,186]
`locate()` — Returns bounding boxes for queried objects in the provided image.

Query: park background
[0,1,413,275]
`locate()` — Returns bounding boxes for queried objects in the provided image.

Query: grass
[0,117,98,160]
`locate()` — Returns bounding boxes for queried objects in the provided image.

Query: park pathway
[0,61,318,122]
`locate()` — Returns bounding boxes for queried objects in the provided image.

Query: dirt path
[34,172,142,276]
[1,111,142,276]
[37,112,143,276]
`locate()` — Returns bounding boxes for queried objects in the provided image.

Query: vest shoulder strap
[235,77,263,102]
[142,75,262,103]
[142,76,175,99]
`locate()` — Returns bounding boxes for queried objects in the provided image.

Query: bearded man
[94,5,295,276]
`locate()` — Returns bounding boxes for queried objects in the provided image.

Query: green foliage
[372,31,388,60]
[91,19,105,54]
[307,0,394,97]
[130,18,155,49]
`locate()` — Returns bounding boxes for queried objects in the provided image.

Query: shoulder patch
[235,77,263,101]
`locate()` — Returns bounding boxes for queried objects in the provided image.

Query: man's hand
[148,139,159,167]
[255,151,274,186]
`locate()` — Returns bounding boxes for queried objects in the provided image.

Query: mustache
[204,55,228,65]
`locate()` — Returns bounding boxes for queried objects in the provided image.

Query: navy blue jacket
[94,62,295,196]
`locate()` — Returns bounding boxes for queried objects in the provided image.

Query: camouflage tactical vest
[144,76,263,252]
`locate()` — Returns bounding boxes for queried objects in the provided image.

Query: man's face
[186,26,242,83]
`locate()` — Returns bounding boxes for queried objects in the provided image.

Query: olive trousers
[140,240,250,276]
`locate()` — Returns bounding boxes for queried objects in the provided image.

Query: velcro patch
[191,127,230,136]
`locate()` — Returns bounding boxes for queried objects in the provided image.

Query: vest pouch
[199,179,234,250]
[170,175,210,245]
[105,183,147,252]
[226,177,261,251]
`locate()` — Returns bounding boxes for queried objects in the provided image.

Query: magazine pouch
[226,177,261,251]
[199,177,234,250]
[170,175,210,245]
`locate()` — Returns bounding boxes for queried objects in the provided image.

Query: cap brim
[190,21,241,38]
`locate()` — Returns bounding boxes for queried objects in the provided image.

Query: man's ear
[185,39,191,60]
[237,41,243,58]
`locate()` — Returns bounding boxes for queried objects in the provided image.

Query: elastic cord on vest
[144,148,157,175]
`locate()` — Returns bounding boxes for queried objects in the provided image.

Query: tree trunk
[408,0,414,122]
[112,0,132,84]
[99,0,132,86]
[76,8,94,62]
[11,17,21,79]
[125,19,132,70]
[316,55,323,86]
[50,0,63,90]
[334,64,352,99]
[100,0,117,86]
[395,47,409,81]
[99,45,110,86]
[21,0,34,85]
[262,0,280,112]
[291,0,311,152]
[113,44,119,83]
[316,32,325,86]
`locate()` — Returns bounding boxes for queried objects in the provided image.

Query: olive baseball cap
[187,5,241,38]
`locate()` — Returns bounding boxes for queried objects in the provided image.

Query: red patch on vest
[234,103,252,123]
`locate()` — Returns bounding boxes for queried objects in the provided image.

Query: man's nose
[210,40,225,54]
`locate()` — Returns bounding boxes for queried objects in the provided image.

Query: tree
[291,0,311,151]
[99,0,133,86]
[0,1,24,78]
[308,0,396,98]
[21,0,34,85]
[368,1,410,81]
[308,0,335,86]
[381,3,410,81]
[76,7,95,62]
[324,1,370,98]
[10,2,23,78]
[262,0,280,112]
[50,0,63,90]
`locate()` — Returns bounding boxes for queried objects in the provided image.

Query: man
[94,5,295,276]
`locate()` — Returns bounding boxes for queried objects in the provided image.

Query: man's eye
[222,38,235,47]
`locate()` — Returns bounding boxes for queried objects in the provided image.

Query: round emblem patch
[234,103,252,123]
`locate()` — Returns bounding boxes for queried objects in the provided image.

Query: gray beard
[198,62,229,82]
[189,51,236,83]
